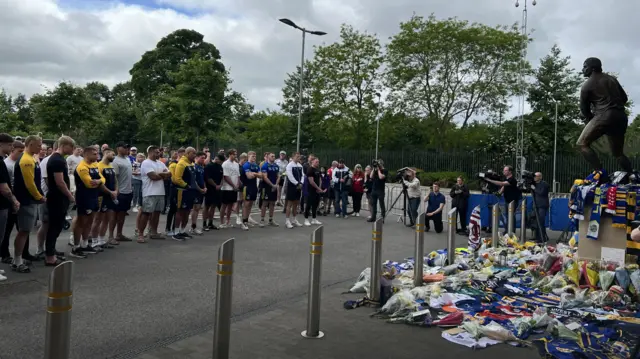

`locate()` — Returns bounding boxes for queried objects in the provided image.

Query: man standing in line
[189,151,207,235]
[66,146,83,246]
[326,161,338,215]
[2,141,25,264]
[240,151,260,231]
[304,156,324,226]
[234,153,248,226]
[72,147,106,258]
[172,147,197,241]
[424,182,446,233]
[35,141,55,258]
[138,146,171,243]
[92,148,118,250]
[203,153,224,230]
[113,143,134,243]
[331,159,351,219]
[532,172,550,243]
[220,150,240,228]
[0,134,20,275]
[275,151,288,208]
[367,159,387,222]
[12,135,46,273]
[165,148,184,236]
[259,152,280,227]
[45,136,76,266]
[285,153,304,229]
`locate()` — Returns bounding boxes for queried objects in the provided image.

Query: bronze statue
[577,57,633,180]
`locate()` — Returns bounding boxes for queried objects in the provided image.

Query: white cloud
[1,0,639,118]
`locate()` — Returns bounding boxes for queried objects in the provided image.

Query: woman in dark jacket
[450,176,470,234]
[351,164,365,217]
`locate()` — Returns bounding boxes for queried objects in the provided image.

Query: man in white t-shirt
[138,146,171,243]
[35,141,57,258]
[274,151,288,207]
[220,149,240,228]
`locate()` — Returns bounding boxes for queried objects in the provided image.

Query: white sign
[601,247,626,266]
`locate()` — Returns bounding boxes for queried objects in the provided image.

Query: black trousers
[352,192,363,213]
[46,201,68,257]
[371,190,386,218]
[304,193,319,219]
[425,213,443,233]
[456,206,468,231]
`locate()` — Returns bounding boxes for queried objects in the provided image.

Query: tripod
[385,184,409,225]
[528,189,549,243]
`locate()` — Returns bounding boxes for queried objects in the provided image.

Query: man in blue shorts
[241,151,260,231]
[189,151,207,235]
[259,152,280,227]
[171,147,197,241]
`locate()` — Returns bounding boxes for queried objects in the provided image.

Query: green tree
[244,111,293,148]
[102,82,141,145]
[129,29,225,101]
[385,14,528,132]
[32,82,97,139]
[307,24,384,150]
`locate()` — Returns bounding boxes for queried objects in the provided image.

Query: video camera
[477,169,503,194]
[395,167,412,182]
[372,159,379,168]
[518,170,535,193]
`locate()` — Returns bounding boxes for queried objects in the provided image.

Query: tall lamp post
[552,99,558,193]
[279,18,327,153]
[374,92,381,159]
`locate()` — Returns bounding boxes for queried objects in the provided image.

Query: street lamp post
[279,18,327,153]
[553,100,558,192]
[374,92,381,159]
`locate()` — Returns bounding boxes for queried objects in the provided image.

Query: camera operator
[367,159,387,222]
[532,172,549,243]
[423,182,445,233]
[401,168,421,227]
[451,177,470,234]
[483,165,522,228]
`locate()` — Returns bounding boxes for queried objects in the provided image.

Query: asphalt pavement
[0,206,556,359]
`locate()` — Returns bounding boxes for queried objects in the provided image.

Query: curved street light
[279,18,327,153]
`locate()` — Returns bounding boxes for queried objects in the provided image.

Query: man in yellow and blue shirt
[171,147,197,241]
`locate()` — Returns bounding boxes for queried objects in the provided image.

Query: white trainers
[293,219,303,227]
[335,214,340,218]
[166,230,175,236]
[219,224,227,229]
[0,274,6,281]
[259,220,265,228]
[236,217,242,226]
[304,219,311,227]
[190,228,203,235]
[311,219,322,225]
[68,234,74,246]
[356,212,360,217]
[269,220,279,227]
[352,212,357,217]
[248,217,259,226]
[132,207,138,213]
[286,221,293,229]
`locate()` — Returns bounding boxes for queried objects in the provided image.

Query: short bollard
[213,238,235,359]
[519,199,527,243]
[492,204,500,249]
[507,201,515,235]
[302,226,325,339]
[370,218,383,303]
[413,212,426,287]
[45,261,74,359]
[446,208,457,265]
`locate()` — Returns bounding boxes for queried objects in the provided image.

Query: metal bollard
[45,261,74,359]
[370,218,383,303]
[213,238,235,359]
[302,226,325,339]
[492,204,500,249]
[447,208,457,265]
[507,201,515,235]
[413,212,426,288]
[519,199,527,243]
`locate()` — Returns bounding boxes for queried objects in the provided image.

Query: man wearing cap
[578,57,636,181]
[113,142,134,242]
[128,147,138,165]
[275,151,288,207]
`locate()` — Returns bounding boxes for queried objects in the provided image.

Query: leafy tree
[32,82,97,139]
[244,111,294,148]
[102,82,141,146]
[385,14,528,131]
[129,29,225,101]
[307,24,384,150]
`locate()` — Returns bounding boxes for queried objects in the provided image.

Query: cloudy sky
[2,0,639,117]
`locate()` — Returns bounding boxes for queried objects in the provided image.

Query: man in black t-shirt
[304,157,325,225]
[0,134,20,271]
[45,136,76,266]
[204,154,224,230]
[484,165,522,228]
[367,159,388,222]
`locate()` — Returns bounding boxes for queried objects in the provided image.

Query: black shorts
[221,190,237,205]
[77,198,99,216]
[278,176,286,186]
[244,186,258,201]
[261,186,277,202]
[205,190,221,208]
[174,188,194,211]
[98,196,116,212]
[286,184,302,201]
[116,192,133,212]
[193,191,204,206]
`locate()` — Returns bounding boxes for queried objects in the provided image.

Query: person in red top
[326,161,337,215]
[351,164,365,217]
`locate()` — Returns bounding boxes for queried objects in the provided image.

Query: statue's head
[582,57,602,78]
